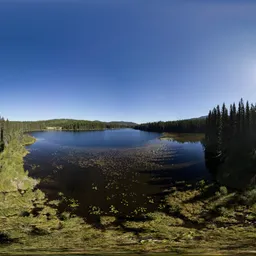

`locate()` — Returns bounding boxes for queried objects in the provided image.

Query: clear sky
[1,0,256,123]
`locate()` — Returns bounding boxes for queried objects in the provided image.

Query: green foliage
[219,186,228,195]
[240,188,256,206]
[109,205,119,214]
[205,98,256,189]
[100,216,116,226]
[135,117,206,133]
[165,182,256,228]
[160,133,205,143]
[22,134,36,145]
[198,179,206,187]
[7,119,136,132]
[89,205,103,215]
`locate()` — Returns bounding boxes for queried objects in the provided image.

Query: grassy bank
[0,134,255,254]
[160,133,205,143]
[23,134,37,146]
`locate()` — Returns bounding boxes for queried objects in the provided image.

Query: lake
[25,128,210,221]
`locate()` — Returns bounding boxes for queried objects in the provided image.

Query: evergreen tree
[219,103,229,158]
[205,99,256,188]
[232,103,237,138]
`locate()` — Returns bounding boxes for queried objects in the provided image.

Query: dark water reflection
[24,129,210,221]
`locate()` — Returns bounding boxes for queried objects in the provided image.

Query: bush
[241,188,256,206]
[100,216,116,226]
[198,180,206,189]
[219,186,228,195]
[215,191,221,197]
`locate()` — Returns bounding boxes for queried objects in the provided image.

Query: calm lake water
[25,128,210,221]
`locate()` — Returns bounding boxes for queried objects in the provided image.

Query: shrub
[198,180,206,189]
[215,191,221,197]
[100,216,116,226]
[219,186,228,196]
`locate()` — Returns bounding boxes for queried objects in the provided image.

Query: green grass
[160,133,205,143]
[22,134,37,146]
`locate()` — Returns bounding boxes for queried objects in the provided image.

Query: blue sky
[1,0,256,123]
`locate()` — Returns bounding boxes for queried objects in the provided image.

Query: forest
[2,119,136,133]
[134,117,206,133]
[205,98,256,189]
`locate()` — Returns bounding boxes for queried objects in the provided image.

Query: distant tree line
[58,120,123,130]
[134,118,206,133]
[205,98,256,188]
[0,118,136,152]
[0,119,135,133]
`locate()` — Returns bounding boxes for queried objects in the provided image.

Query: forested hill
[6,119,137,132]
[134,117,206,133]
[108,121,137,127]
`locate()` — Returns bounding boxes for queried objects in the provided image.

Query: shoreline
[160,132,205,142]
[26,127,134,132]
[23,134,37,146]
[0,133,255,254]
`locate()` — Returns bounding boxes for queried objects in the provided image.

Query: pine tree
[251,103,256,149]
[219,103,229,158]
[245,101,251,149]
[205,110,212,144]
[232,103,237,138]
[240,98,245,134]
[216,105,222,155]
